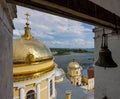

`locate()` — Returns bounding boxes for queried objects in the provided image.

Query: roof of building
[81,68,94,79]
[68,59,82,69]
[13,14,52,64]
[55,77,88,99]
[82,92,94,99]
[88,68,94,78]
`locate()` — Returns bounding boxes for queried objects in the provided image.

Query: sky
[13,6,94,48]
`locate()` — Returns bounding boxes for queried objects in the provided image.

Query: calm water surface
[54,53,94,73]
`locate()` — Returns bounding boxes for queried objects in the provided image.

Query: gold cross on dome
[25,13,30,24]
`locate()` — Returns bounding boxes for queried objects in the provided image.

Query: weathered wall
[90,0,120,16]
[0,0,16,99]
[94,27,120,99]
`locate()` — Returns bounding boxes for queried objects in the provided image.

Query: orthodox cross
[25,13,30,25]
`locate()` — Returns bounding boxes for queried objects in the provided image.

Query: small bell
[95,28,117,68]
[95,46,117,68]
[102,96,108,99]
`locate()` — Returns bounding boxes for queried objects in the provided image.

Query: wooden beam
[7,0,120,29]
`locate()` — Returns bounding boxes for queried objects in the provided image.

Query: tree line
[50,48,92,55]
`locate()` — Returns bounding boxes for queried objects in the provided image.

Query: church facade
[13,14,55,99]
[67,59,82,86]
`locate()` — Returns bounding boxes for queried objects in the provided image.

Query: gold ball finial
[72,58,76,62]
[25,13,30,26]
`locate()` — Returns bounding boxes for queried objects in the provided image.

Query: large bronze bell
[95,46,117,68]
[95,28,117,68]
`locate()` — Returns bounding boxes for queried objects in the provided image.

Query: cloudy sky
[13,6,94,48]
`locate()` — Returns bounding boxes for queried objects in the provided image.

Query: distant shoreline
[54,52,93,56]
[50,48,94,56]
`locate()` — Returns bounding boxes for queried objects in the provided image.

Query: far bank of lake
[51,48,94,56]
[54,53,94,73]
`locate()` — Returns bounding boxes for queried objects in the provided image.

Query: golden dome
[68,59,82,69]
[13,13,55,80]
[13,38,52,63]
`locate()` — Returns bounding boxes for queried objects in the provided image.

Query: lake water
[54,53,94,73]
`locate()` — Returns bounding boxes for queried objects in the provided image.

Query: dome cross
[25,13,30,26]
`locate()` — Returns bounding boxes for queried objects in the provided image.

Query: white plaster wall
[94,27,120,99]
[0,0,16,99]
[88,78,94,90]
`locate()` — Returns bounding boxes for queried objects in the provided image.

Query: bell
[95,46,117,68]
[102,96,108,99]
[95,28,117,68]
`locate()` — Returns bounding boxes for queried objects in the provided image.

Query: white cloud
[13,29,24,38]
[43,39,94,48]
[13,6,94,48]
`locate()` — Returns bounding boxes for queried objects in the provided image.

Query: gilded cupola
[67,59,82,86]
[68,59,82,69]
[13,13,55,80]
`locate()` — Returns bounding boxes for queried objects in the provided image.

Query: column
[48,78,50,99]
[36,83,40,99]
[52,76,55,97]
[20,87,25,99]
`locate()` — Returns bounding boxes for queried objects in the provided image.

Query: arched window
[50,80,53,96]
[76,70,78,74]
[26,90,35,99]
